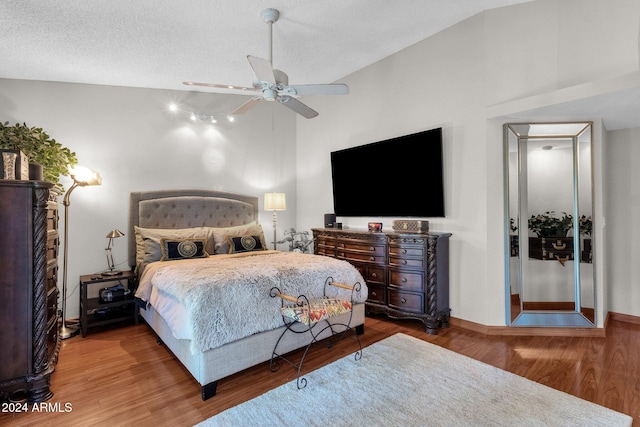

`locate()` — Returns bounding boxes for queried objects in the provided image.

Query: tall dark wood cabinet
[312,228,451,334]
[0,181,61,403]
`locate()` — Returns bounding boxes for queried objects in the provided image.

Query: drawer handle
[401,298,407,304]
[369,256,375,261]
[402,277,407,283]
[369,246,375,252]
[371,291,377,297]
[402,249,407,254]
[402,260,408,265]
[371,272,377,278]
[552,242,566,250]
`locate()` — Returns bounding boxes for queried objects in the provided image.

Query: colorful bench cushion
[281,298,352,325]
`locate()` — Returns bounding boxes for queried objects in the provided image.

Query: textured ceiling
[3,0,638,130]
[0,0,531,91]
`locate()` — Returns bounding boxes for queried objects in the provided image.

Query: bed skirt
[138,302,366,400]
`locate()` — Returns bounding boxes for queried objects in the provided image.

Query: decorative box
[392,219,429,234]
[528,237,574,261]
[0,149,29,180]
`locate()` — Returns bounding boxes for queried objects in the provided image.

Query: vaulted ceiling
[3,1,639,130]
[0,1,531,91]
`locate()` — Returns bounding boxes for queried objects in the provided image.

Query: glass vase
[2,152,17,180]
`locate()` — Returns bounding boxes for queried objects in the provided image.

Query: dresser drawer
[338,251,386,264]
[367,284,386,304]
[47,230,59,260]
[389,256,424,269]
[388,245,424,258]
[46,319,59,359]
[316,246,335,257]
[46,205,58,231]
[389,270,423,292]
[388,289,423,313]
[346,263,385,286]
[46,260,58,292]
[315,235,335,246]
[337,239,385,255]
[388,236,427,246]
[46,287,58,321]
[365,266,386,284]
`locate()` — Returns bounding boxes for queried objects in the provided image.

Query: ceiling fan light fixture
[181,7,348,118]
[263,88,277,101]
[261,8,280,24]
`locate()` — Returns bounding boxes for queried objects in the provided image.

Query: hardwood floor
[2,315,639,426]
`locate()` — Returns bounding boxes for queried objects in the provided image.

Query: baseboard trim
[607,311,640,326]
[449,316,606,337]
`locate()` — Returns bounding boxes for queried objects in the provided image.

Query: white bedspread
[135,251,367,354]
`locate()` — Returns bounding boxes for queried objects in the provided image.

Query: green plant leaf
[0,122,78,191]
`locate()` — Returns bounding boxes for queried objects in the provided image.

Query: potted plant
[0,121,78,191]
[579,215,592,236]
[276,228,314,253]
[579,215,593,263]
[528,211,573,237]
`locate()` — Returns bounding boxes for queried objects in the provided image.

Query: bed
[128,189,367,400]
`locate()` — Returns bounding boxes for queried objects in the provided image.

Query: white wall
[0,79,297,319]
[296,0,640,326]
[605,128,640,315]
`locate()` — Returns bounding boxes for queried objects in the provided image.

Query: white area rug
[195,333,632,427]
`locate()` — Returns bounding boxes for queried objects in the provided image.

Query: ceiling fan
[183,8,349,119]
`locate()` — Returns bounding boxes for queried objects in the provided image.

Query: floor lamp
[264,192,286,250]
[60,165,102,340]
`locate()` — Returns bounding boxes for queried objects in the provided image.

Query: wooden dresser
[0,181,61,403]
[312,228,451,334]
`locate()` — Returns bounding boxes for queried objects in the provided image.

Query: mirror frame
[504,122,596,328]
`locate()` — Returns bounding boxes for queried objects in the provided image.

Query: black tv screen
[331,127,444,217]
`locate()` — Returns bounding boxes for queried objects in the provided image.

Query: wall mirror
[504,122,595,327]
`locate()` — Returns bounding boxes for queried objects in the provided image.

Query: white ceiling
[3,0,639,130]
[0,0,531,91]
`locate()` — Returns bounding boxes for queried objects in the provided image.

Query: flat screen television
[331,127,444,217]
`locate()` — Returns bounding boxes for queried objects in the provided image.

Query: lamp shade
[105,229,125,239]
[69,165,102,186]
[264,192,286,211]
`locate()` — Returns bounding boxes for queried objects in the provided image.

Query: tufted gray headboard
[128,189,259,268]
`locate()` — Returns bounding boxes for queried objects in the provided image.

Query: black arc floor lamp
[60,165,102,340]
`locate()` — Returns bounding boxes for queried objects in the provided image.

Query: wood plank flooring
[2,315,639,426]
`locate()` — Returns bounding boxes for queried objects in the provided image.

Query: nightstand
[79,270,138,337]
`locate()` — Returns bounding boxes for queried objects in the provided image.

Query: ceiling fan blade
[232,97,262,114]
[247,55,276,84]
[277,96,319,119]
[182,81,256,95]
[287,83,349,96]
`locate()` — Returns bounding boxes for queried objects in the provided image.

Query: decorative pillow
[212,222,267,254]
[134,226,216,272]
[281,298,353,326]
[160,238,209,261]
[227,235,266,254]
